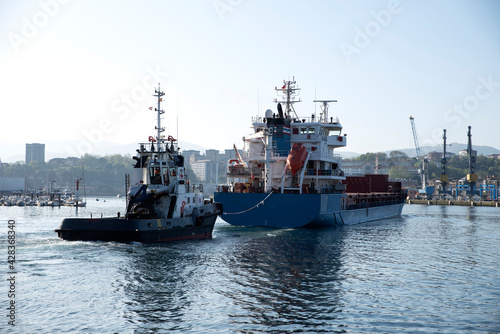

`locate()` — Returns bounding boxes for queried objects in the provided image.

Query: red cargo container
[343,176,370,193]
[388,181,402,192]
[343,174,391,193]
[365,174,388,192]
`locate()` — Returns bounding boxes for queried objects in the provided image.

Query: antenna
[257,90,260,117]
[176,93,179,146]
[314,76,317,116]
[313,100,337,123]
[152,83,166,152]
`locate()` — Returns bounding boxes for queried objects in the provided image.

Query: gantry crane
[409,116,428,195]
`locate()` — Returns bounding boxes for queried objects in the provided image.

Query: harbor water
[1,197,499,333]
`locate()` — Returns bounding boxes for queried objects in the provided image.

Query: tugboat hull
[56,209,220,243]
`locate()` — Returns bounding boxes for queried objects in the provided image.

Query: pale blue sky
[1,0,499,161]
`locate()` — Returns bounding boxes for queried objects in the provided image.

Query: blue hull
[214,192,404,228]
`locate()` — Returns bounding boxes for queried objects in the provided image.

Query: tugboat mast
[153,84,166,152]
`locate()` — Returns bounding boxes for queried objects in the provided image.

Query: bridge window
[300,128,316,135]
[149,167,162,185]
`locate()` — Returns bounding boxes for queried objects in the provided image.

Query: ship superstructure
[215,78,404,228]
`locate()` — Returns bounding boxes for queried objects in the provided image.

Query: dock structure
[407,199,500,207]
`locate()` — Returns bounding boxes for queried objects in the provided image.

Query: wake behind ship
[214,78,405,228]
[56,85,222,243]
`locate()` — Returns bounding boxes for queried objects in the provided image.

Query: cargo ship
[56,85,222,243]
[214,78,405,228]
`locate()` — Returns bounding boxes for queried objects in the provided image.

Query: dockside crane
[466,126,478,196]
[440,129,451,195]
[409,116,428,195]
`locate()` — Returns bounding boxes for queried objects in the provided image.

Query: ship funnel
[277,103,284,119]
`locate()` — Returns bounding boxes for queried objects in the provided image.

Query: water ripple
[2,204,500,333]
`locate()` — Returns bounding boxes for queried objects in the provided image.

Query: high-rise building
[205,149,219,162]
[25,143,45,164]
[191,160,218,183]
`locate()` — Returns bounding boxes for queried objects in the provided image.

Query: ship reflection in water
[118,222,398,332]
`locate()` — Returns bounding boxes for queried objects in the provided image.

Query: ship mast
[313,100,337,123]
[153,84,166,152]
[275,77,301,119]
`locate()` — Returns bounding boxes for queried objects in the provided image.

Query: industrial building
[0,177,25,195]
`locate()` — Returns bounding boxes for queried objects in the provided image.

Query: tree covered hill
[348,151,500,181]
[0,154,134,195]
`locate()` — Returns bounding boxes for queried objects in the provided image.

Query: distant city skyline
[1,1,499,162]
[2,137,499,164]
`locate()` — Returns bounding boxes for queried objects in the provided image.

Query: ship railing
[282,186,345,194]
[310,153,342,163]
[318,186,344,194]
[305,168,344,177]
[272,149,289,158]
[252,116,340,125]
[346,197,405,210]
[247,153,266,161]
[291,116,340,124]
[227,166,251,176]
[246,150,289,161]
[137,141,178,153]
[251,116,267,124]
[312,153,342,162]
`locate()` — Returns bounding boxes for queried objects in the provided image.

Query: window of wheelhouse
[149,167,162,185]
[163,168,169,185]
[300,128,315,135]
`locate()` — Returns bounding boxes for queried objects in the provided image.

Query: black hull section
[55,215,217,244]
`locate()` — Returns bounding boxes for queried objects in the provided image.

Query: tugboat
[214,78,405,228]
[56,85,223,243]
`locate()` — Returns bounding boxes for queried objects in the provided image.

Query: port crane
[440,129,452,196]
[409,116,428,195]
[466,126,478,196]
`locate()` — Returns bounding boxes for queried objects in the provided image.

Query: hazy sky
[1,0,499,161]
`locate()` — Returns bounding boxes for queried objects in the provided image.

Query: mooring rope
[222,191,274,215]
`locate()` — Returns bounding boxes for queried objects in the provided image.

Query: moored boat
[214,78,405,228]
[56,85,222,243]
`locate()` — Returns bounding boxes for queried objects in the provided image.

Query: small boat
[214,78,405,228]
[56,84,222,243]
